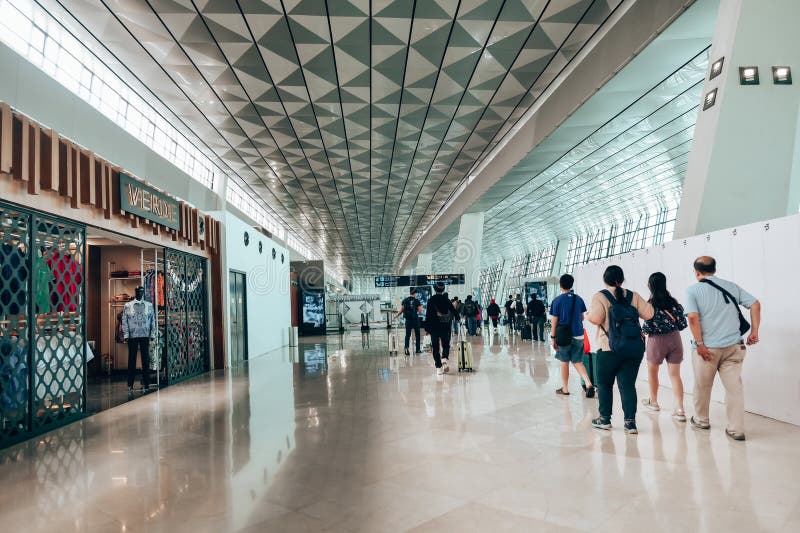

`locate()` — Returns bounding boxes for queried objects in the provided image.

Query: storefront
[0,102,221,448]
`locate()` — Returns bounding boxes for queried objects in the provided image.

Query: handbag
[554,294,577,347]
[699,279,750,335]
[583,333,591,354]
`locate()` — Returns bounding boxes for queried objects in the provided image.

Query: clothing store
[0,103,221,448]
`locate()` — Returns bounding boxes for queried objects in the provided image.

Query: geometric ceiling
[40,0,624,275]
[427,0,718,270]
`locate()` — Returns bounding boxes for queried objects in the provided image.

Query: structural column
[452,212,484,300]
[415,252,432,276]
[675,0,800,238]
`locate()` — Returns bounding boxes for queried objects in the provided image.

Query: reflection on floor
[86,375,158,414]
[1,329,798,533]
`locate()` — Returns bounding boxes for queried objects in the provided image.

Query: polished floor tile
[1,329,798,532]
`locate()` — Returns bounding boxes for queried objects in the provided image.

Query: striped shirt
[684,276,756,348]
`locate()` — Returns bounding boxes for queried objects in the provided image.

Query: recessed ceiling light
[738,66,759,85]
[772,66,792,84]
[709,57,724,80]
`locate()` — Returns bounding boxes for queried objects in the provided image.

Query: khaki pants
[692,344,747,433]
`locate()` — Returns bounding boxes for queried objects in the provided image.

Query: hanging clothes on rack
[45,249,83,312]
[143,269,165,307]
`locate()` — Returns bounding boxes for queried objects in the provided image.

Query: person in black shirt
[486,298,502,331]
[396,287,422,355]
[527,296,547,341]
[424,282,460,374]
[504,295,515,331]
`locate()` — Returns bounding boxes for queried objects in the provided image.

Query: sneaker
[585,386,596,399]
[555,388,570,396]
[442,359,450,373]
[641,398,660,412]
[672,409,687,422]
[690,416,711,430]
[436,367,444,375]
[624,420,638,434]
[592,416,612,430]
[725,429,746,441]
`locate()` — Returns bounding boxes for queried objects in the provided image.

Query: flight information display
[374,274,465,287]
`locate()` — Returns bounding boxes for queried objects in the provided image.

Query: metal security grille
[31,215,85,432]
[165,249,207,383]
[0,202,86,449]
[0,205,31,445]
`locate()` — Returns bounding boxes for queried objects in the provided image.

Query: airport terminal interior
[0,0,798,531]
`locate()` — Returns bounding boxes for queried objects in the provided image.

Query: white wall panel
[573,213,800,426]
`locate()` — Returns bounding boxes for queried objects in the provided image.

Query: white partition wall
[572,213,800,426]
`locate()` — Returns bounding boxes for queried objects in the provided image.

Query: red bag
[583,332,591,354]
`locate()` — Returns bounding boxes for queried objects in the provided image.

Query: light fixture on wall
[738,66,759,85]
[703,88,718,110]
[709,57,724,80]
[772,66,792,85]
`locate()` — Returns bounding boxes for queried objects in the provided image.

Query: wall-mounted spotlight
[709,57,724,80]
[772,66,792,85]
[738,66,759,85]
[703,88,718,110]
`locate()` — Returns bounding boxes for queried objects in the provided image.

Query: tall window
[478,261,504,307]
[565,205,677,271]
[0,0,215,190]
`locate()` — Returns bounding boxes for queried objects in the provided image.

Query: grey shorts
[556,338,584,363]
[646,331,684,365]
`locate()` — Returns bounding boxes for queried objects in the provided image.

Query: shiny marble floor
[1,329,798,533]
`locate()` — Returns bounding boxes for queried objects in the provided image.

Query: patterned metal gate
[165,249,207,383]
[0,202,86,449]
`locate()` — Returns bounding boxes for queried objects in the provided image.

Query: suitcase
[581,352,598,389]
[457,331,474,372]
[388,331,399,356]
[520,322,532,340]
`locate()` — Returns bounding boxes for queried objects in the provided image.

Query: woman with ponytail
[641,272,688,421]
[586,265,654,434]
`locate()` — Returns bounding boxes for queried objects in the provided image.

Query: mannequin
[122,286,156,392]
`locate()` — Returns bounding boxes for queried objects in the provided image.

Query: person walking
[463,295,478,336]
[587,265,654,434]
[487,298,501,332]
[515,295,526,332]
[424,282,460,375]
[451,296,463,336]
[504,295,515,332]
[550,275,595,398]
[396,287,422,356]
[527,296,547,342]
[640,272,688,421]
[685,256,761,441]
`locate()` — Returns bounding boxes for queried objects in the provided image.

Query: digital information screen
[374,274,465,288]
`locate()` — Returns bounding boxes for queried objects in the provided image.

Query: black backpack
[600,290,644,356]
[515,301,524,315]
[464,300,476,316]
[531,299,545,317]
[403,298,417,320]
[435,300,453,325]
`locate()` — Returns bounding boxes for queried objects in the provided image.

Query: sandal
[555,388,570,396]
[641,398,660,412]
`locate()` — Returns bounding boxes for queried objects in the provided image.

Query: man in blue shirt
[550,274,595,398]
[685,256,761,441]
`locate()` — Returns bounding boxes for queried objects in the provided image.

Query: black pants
[405,320,421,352]
[127,337,151,388]
[429,327,451,368]
[531,317,545,341]
[490,317,498,328]
[596,349,643,421]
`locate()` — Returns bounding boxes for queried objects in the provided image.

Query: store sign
[119,172,180,230]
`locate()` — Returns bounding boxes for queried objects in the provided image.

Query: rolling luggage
[457,330,474,372]
[520,321,532,341]
[388,330,399,356]
[581,335,598,390]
